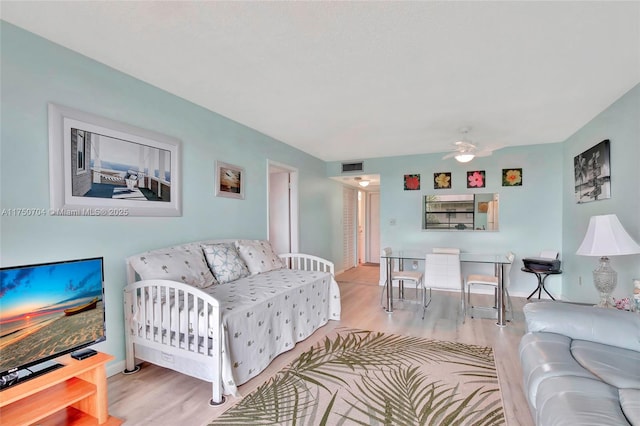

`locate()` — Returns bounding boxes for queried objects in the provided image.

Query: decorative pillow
[234,239,286,275]
[202,243,250,284]
[129,247,217,288]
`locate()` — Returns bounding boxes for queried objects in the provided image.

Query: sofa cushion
[235,240,285,275]
[619,388,640,426]
[129,247,217,288]
[519,332,598,410]
[202,243,250,284]
[536,376,628,426]
[572,339,640,389]
[523,302,640,352]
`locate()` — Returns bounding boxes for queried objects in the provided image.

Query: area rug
[209,328,505,425]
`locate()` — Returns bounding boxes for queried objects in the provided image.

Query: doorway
[267,161,299,254]
[343,183,380,272]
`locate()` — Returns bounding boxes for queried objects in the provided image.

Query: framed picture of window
[48,103,182,216]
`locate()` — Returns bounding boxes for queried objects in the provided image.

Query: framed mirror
[423,193,499,231]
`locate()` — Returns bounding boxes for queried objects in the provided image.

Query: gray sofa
[519,302,640,425]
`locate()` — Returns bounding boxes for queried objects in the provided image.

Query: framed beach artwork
[48,103,182,216]
[574,140,611,203]
[216,161,245,199]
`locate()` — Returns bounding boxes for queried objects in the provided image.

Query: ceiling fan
[443,127,500,163]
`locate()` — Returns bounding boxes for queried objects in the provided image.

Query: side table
[522,267,562,300]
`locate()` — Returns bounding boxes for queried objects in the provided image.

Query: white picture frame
[48,103,182,216]
[215,161,245,200]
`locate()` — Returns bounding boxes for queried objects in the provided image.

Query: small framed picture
[434,172,451,189]
[404,174,420,190]
[502,168,523,186]
[216,161,244,199]
[467,170,486,188]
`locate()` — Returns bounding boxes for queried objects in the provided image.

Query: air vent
[341,161,364,173]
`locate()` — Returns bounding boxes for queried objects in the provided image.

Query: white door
[268,161,299,254]
[357,191,366,264]
[367,192,381,263]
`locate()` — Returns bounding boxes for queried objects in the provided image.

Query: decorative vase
[593,257,617,308]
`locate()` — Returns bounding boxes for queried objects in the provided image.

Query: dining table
[380,251,513,327]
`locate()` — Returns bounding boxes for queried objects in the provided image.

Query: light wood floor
[108,264,534,425]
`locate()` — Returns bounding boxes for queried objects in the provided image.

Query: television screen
[0,257,105,382]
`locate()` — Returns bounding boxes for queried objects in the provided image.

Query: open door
[268,161,299,254]
[367,192,380,263]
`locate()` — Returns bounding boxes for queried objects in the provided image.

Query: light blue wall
[328,143,565,297]
[2,20,638,375]
[562,84,640,303]
[327,84,639,302]
[0,22,340,370]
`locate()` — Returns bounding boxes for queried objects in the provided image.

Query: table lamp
[576,214,640,307]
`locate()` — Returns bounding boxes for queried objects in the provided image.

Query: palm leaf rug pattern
[210,328,505,425]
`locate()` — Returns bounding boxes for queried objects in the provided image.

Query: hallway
[336,263,380,284]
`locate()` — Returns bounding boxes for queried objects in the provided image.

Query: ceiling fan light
[358,180,370,187]
[455,153,475,163]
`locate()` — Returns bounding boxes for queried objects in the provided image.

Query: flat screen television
[0,257,105,389]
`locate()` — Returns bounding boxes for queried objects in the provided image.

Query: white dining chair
[432,248,461,254]
[465,252,516,320]
[423,253,463,320]
[380,247,424,307]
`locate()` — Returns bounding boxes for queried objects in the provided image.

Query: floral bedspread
[201,268,341,395]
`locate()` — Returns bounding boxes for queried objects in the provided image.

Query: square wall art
[404,174,420,190]
[434,172,451,189]
[502,168,523,186]
[467,170,485,188]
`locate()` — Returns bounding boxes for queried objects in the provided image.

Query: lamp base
[593,256,617,308]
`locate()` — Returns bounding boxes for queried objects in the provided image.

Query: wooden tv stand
[0,352,122,425]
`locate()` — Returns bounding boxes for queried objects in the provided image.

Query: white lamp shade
[576,214,640,256]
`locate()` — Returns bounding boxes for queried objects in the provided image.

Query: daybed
[519,302,640,425]
[123,239,341,405]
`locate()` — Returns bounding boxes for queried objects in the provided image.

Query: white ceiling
[2,1,639,162]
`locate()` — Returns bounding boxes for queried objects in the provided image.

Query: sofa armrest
[523,302,640,352]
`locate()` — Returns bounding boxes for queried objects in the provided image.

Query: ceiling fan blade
[475,150,493,157]
[443,152,458,159]
[484,143,507,152]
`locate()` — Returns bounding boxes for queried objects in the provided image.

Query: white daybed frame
[123,240,334,406]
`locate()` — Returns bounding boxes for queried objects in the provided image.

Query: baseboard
[106,359,127,377]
